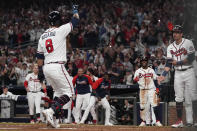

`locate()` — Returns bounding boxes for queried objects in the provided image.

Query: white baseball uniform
[0,91,19,118]
[37,23,74,98]
[167,38,197,124]
[25,73,42,116]
[134,67,158,121]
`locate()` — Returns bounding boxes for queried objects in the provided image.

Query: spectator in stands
[74,54,84,69]
[8,63,18,85]
[123,56,133,72]
[108,62,120,84]
[123,70,133,85]
[15,63,29,85]
[94,49,104,66]
[0,60,9,86]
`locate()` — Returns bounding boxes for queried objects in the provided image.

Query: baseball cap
[173,25,183,33]
[2,85,8,89]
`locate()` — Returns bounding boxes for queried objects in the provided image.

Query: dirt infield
[0,123,196,131]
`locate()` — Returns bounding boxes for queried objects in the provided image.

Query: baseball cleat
[171,120,183,128]
[63,119,70,124]
[139,121,146,127]
[54,118,60,128]
[155,121,163,127]
[92,120,97,124]
[30,120,35,124]
[185,123,193,127]
[42,109,56,128]
[105,122,113,126]
[194,123,197,127]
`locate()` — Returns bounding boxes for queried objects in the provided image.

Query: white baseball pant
[27,92,41,115]
[145,100,156,124]
[43,64,74,98]
[63,100,72,123]
[80,96,97,123]
[139,88,157,121]
[174,68,197,123]
[75,93,91,123]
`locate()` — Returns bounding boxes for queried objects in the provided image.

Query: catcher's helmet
[48,11,62,26]
[173,25,183,33]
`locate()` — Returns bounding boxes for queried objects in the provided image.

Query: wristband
[162,71,168,77]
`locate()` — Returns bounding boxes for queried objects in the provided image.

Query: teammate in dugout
[158,25,197,127]
[72,68,93,123]
[36,5,79,128]
[0,86,20,118]
[133,57,162,127]
[79,68,98,124]
[80,72,113,126]
[24,63,47,123]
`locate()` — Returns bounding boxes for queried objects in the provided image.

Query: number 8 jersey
[37,23,72,64]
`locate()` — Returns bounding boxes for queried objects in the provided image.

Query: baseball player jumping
[36,5,79,128]
[134,57,162,127]
[24,64,47,123]
[159,25,197,127]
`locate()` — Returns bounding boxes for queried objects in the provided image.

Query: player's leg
[145,99,151,126]
[185,69,197,126]
[27,92,35,123]
[80,96,96,124]
[35,92,42,123]
[139,89,148,126]
[81,93,91,123]
[90,104,97,124]
[172,71,184,127]
[100,97,112,125]
[149,89,162,126]
[62,100,72,123]
[75,94,83,123]
[43,64,73,127]
[151,105,156,125]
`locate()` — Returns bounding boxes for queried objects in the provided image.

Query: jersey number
[45,39,54,53]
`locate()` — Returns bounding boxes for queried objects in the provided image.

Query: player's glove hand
[38,66,45,83]
[72,4,78,14]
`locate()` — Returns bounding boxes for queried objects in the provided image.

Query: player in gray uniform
[0,86,19,118]
[159,25,197,127]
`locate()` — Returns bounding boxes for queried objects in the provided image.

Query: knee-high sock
[153,106,160,121]
[51,95,70,114]
[193,100,197,121]
[176,102,183,120]
[140,109,145,122]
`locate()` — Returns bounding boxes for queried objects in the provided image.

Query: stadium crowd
[0,0,185,87]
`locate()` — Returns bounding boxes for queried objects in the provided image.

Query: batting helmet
[48,11,62,26]
[173,25,183,33]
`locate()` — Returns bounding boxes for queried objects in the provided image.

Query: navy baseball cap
[2,85,8,89]
[173,25,183,33]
